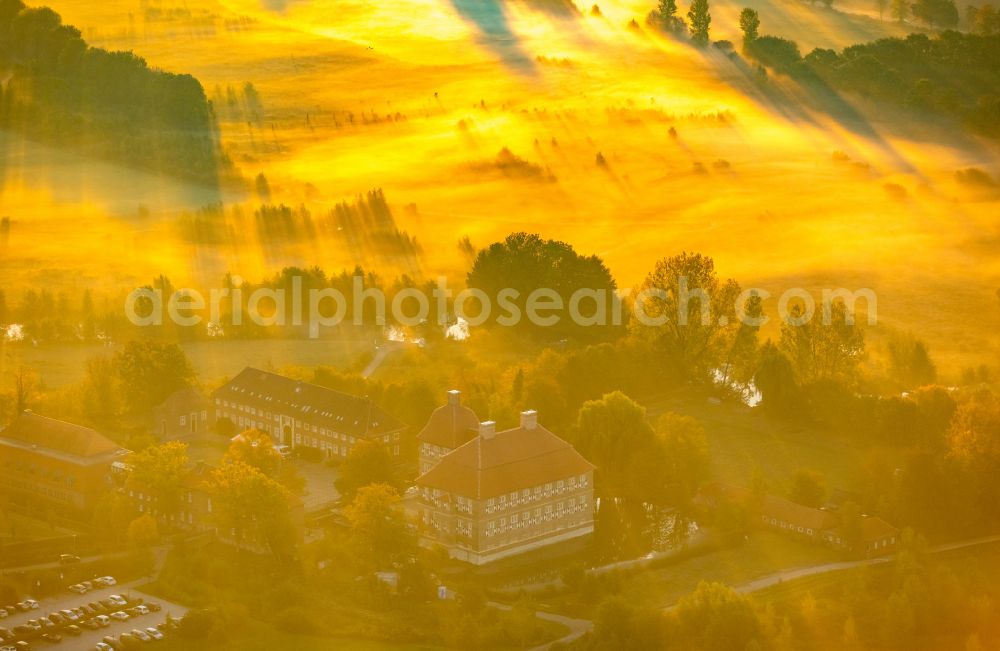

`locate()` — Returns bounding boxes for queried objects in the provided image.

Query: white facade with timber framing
[415,406,596,565]
[212,367,406,459]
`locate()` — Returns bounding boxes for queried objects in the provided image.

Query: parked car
[107,596,127,607]
[98,600,114,610]
[0,645,12,651]
[23,621,40,631]
[130,629,150,642]
[95,577,116,587]
[0,609,7,619]
[68,585,87,595]
[95,644,113,651]
[13,643,29,651]
[134,604,150,616]
[11,626,32,636]
[39,633,60,644]
[47,613,64,626]
[109,612,128,622]
[64,626,81,637]
[80,605,95,616]
[144,603,160,613]
[81,620,100,631]
[94,615,110,627]
[58,554,81,566]
[118,633,136,647]
[59,610,78,622]
[37,617,53,629]
[144,628,163,641]
[87,602,104,613]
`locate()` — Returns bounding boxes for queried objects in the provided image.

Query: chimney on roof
[520,410,538,430]
[447,389,461,407]
[480,420,496,440]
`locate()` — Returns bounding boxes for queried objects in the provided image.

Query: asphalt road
[1,580,187,651]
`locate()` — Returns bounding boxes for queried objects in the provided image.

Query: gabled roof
[154,387,209,412]
[213,368,405,437]
[417,395,480,449]
[0,412,123,460]
[759,494,839,531]
[416,422,595,499]
[851,516,898,542]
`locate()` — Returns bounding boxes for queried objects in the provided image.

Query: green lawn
[543,530,844,617]
[643,393,898,495]
[154,622,446,651]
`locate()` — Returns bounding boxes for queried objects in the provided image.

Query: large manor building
[415,394,596,565]
[0,411,130,517]
[212,367,406,459]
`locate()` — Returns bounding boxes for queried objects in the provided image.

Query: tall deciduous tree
[739,8,760,45]
[113,339,195,414]
[687,0,712,45]
[779,300,864,385]
[127,441,190,517]
[343,483,413,570]
[632,252,741,383]
[208,459,295,556]
[335,440,401,502]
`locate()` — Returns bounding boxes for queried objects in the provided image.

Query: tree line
[0,1,223,183]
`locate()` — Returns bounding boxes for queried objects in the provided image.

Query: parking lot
[0,580,187,651]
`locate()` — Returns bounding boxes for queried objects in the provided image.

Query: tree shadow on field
[450,0,537,75]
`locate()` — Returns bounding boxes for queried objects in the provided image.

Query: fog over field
[3,0,999,373]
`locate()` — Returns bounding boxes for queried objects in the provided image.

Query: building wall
[0,444,116,516]
[153,401,213,440]
[214,397,401,459]
[418,470,595,565]
[418,442,451,474]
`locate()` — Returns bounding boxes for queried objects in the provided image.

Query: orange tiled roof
[417,398,480,449]
[0,412,122,459]
[416,423,595,499]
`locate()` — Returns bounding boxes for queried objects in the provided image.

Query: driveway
[293,459,341,512]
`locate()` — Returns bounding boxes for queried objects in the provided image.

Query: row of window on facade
[1,461,78,486]
[2,478,74,502]
[178,411,209,426]
[425,497,588,535]
[424,474,590,512]
[763,516,816,536]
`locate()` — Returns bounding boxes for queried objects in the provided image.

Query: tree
[466,232,617,339]
[632,252,741,383]
[12,365,38,414]
[947,394,1000,518]
[127,441,190,517]
[343,483,413,570]
[754,341,799,414]
[911,0,958,26]
[574,391,660,502]
[739,8,760,45]
[335,440,401,502]
[224,429,280,477]
[81,355,120,426]
[886,334,936,389]
[891,0,910,21]
[207,460,295,556]
[789,469,826,507]
[656,412,711,505]
[112,339,195,414]
[127,513,159,549]
[779,300,864,385]
[687,0,711,45]
[670,581,762,650]
[649,0,685,31]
